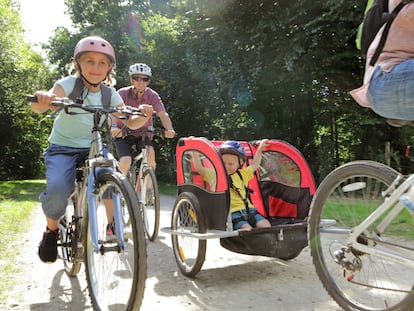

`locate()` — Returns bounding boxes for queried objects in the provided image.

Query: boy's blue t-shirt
[48,76,123,148]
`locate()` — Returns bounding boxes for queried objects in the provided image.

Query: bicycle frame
[127,125,157,191]
[68,111,127,252]
[125,124,162,241]
[134,145,151,194]
[322,172,414,268]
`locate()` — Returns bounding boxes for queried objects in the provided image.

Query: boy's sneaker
[38,228,59,263]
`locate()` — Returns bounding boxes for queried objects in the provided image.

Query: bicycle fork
[87,167,126,253]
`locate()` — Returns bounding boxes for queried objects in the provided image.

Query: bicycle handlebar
[123,111,177,139]
[26,95,146,117]
[126,127,166,138]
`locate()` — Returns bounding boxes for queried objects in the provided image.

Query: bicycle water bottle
[399,186,414,212]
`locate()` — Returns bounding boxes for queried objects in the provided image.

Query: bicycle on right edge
[308,158,414,311]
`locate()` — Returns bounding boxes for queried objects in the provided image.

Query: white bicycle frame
[322,173,414,268]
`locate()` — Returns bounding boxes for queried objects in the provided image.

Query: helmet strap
[80,73,102,88]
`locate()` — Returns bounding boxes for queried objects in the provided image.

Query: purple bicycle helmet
[219,141,246,161]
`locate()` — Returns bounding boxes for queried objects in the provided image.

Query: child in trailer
[192,140,271,231]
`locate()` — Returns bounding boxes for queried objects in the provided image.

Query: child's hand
[189,150,200,159]
[258,139,270,150]
[32,91,58,111]
[250,139,270,170]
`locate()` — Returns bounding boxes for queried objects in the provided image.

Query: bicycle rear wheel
[59,186,82,276]
[84,171,147,311]
[308,160,414,311]
[141,168,160,241]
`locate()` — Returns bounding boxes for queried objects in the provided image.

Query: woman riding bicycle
[351,0,414,120]
[29,36,152,263]
[351,0,414,208]
[113,63,175,175]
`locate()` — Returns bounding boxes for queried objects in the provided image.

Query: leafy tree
[0,0,51,180]
[4,0,410,184]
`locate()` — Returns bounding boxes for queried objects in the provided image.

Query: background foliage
[2,0,414,184]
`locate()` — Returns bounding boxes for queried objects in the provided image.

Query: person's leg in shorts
[142,137,155,169]
[253,208,271,228]
[232,210,250,231]
[232,208,270,231]
[115,136,138,175]
[39,144,88,262]
[369,58,414,121]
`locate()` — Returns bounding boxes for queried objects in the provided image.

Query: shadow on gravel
[29,269,88,311]
[144,230,301,310]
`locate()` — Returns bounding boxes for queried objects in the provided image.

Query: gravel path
[4,195,341,311]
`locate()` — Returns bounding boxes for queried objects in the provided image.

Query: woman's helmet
[219,141,246,161]
[73,36,116,64]
[128,63,152,77]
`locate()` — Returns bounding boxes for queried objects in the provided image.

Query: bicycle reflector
[405,145,414,161]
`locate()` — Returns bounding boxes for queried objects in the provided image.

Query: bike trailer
[175,137,316,260]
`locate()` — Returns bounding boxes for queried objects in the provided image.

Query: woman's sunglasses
[132,76,150,82]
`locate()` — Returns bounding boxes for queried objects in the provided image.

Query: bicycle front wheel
[308,160,414,311]
[84,171,147,311]
[141,168,160,241]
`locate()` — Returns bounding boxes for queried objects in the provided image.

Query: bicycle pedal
[105,237,118,243]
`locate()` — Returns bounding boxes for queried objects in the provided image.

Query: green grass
[0,179,46,304]
[158,181,177,196]
[0,179,176,304]
[323,198,414,240]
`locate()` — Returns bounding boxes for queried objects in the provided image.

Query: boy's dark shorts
[115,135,152,158]
[231,208,266,230]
